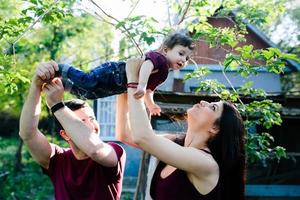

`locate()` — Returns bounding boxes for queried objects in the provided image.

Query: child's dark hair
[162,32,194,50]
[54,99,87,131]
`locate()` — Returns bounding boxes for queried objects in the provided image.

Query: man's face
[73,106,100,135]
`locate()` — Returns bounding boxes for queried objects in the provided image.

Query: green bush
[0,136,53,200]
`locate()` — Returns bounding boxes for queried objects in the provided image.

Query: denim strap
[62,79,73,92]
[58,63,71,79]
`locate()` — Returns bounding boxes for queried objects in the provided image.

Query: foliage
[80,0,297,166]
[0,0,114,114]
[0,1,114,198]
[263,0,300,57]
[246,132,287,164]
[0,136,53,199]
[170,0,296,165]
[0,0,299,198]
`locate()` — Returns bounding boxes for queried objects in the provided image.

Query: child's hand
[148,104,161,116]
[133,85,146,99]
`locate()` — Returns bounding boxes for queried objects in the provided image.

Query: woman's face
[187,100,224,132]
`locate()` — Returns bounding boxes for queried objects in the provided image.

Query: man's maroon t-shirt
[42,142,125,200]
[144,51,169,91]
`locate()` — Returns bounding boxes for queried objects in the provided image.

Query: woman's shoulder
[198,148,219,168]
[186,147,219,178]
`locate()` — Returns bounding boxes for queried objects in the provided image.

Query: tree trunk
[14,138,23,172]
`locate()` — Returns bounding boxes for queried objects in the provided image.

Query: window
[95,96,117,141]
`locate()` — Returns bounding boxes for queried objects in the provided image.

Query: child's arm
[133,60,154,99]
[144,91,161,116]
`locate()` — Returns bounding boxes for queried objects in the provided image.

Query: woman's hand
[125,57,144,83]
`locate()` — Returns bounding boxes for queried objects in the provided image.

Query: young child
[58,32,194,116]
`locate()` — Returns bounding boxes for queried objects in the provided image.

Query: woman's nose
[200,100,208,106]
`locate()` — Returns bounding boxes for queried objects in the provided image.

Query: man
[19,61,126,200]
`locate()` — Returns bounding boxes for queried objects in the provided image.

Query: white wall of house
[159,64,282,94]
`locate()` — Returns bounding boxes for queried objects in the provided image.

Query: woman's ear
[209,125,219,136]
[60,130,70,141]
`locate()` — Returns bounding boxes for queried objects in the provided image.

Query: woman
[116,62,246,200]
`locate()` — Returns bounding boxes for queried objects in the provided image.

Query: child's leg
[58,62,127,99]
[62,78,98,99]
[59,63,99,89]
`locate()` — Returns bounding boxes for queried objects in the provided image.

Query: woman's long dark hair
[208,101,246,200]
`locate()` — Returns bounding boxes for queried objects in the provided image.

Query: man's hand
[33,60,59,88]
[42,78,64,108]
[133,84,146,99]
[147,103,161,116]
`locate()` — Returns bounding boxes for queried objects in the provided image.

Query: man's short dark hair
[54,99,88,131]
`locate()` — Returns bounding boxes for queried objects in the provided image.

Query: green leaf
[281,53,300,62]
[268,47,282,56]
[224,55,234,68]
[129,16,142,22]
[30,0,38,5]
[115,21,125,29]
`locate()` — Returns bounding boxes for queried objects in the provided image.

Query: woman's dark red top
[150,149,221,200]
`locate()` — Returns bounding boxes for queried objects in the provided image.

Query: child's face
[164,45,193,70]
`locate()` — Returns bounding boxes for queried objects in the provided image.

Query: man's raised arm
[19,61,59,169]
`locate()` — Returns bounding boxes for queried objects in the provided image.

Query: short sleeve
[41,145,66,177]
[145,51,168,71]
[144,51,169,91]
[103,142,126,178]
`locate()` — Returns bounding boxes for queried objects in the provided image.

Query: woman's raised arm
[115,93,139,148]
[126,87,217,175]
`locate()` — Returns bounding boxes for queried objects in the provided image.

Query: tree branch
[5,0,60,68]
[176,0,192,25]
[88,0,143,56]
[93,12,116,26]
[191,56,221,63]
[190,56,245,107]
[165,0,173,27]
[11,0,60,45]
[127,0,141,18]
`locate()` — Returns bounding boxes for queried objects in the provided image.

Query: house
[94,16,300,199]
